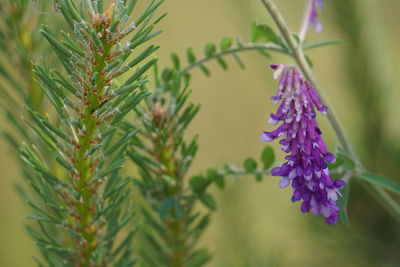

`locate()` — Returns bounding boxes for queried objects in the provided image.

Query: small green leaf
[192,215,210,234]
[199,194,217,210]
[171,53,180,69]
[162,68,173,81]
[243,158,257,173]
[207,168,224,189]
[338,184,350,224]
[159,198,175,219]
[356,173,400,195]
[187,47,196,64]
[251,22,281,45]
[251,22,260,42]
[190,175,210,193]
[199,64,210,76]
[220,36,232,51]
[216,57,228,70]
[255,173,263,182]
[204,42,216,57]
[261,146,275,170]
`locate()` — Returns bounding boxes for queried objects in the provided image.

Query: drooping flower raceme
[261,64,345,225]
[309,0,331,32]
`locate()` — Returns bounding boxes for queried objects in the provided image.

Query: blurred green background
[1,0,400,266]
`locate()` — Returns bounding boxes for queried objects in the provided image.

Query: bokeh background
[1,0,400,266]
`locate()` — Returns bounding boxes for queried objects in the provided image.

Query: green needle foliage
[0,0,48,113]
[19,0,164,265]
[0,0,56,159]
[0,5,69,262]
[127,34,277,265]
[128,68,213,266]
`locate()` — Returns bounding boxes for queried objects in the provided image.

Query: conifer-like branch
[129,45,276,265]
[19,0,164,265]
[0,0,51,145]
[129,72,208,266]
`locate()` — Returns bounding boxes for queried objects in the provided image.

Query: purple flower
[261,64,345,225]
[309,0,331,33]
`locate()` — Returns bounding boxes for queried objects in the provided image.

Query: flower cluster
[309,0,331,32]
[261,64,345,225]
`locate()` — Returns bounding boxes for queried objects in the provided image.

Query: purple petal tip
[260,132,274,142]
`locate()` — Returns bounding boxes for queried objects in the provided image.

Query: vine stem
[298,0,313,43]
[181,42,287,73]
[260,0,400,219]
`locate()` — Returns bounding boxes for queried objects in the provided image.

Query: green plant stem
[260,0,400,220]
[298,0,313,43]
[167,218,186,267]
[155,128,187,266]
[181,42,287,74]
[72,40,111,267]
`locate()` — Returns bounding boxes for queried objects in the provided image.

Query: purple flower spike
[309,0,331,33]
[261,64,345,225]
